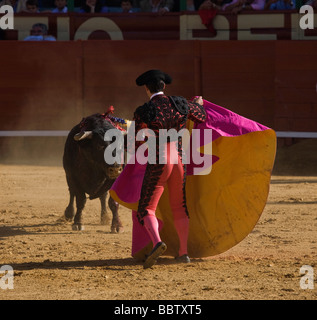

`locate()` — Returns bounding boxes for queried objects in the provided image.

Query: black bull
[63,113,124,233]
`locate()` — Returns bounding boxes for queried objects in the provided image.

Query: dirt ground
[0,140,317,301]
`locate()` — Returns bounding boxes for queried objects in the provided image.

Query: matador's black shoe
[143,242,167,269]
[175,254,191,264]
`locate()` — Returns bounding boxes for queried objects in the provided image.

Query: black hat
[136,69,172,86]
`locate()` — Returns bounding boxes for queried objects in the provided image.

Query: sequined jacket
[132,94,206,223]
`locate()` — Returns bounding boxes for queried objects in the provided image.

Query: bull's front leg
[64,174,75,222]
[99,192,110,225]
[108,196,124,233]
[64,192,75,222]
[72,192,87,231]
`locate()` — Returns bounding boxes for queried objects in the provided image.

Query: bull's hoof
[64,207,75,221]
[72,223,85,231]
[117,226,124,233]
[111,225,124,234]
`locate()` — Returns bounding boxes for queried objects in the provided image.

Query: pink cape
[110,100,276,259]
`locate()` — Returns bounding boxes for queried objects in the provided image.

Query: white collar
[150,91,164,100]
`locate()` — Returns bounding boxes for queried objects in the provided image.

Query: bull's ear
[74,131,93,141]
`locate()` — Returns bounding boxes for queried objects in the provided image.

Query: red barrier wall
[275,41,317,132]
[0,42,83,130]
[0,40,316,133]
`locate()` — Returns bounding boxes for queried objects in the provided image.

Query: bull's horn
[74,131,93,141]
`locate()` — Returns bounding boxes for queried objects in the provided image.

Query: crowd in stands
[0,0,314,41]
[24,22,56,40]
[0,0,315,13]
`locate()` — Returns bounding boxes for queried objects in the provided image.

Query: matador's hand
[193,96,203,105]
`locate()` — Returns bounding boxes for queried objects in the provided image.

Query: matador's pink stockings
[139,142,189,257]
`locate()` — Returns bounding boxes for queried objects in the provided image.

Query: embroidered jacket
[132,94,206,224]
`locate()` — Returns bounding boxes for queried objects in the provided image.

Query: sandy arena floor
[0,158,317,300]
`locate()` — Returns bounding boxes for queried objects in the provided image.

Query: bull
[63,113,124,233]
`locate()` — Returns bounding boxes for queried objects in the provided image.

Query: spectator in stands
[0,0,39,13]
[51,0,68,12]
[24,0,40,12]
[223,0,265,13]
[264,0,295,9]
[121,0,134,11]
[0,0,40,12]
[79,0,109,12]
[139,0,174,14]
[194,0,229,10]
[24,23,56,41]
[120,0,131,11]
[0,0,18,11]
[184,0,195,10]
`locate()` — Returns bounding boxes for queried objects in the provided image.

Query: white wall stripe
[0,131,70,137]
[275,132,317,138]
[0,131,317,138]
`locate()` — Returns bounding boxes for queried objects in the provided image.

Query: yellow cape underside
[110,128,276,259]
